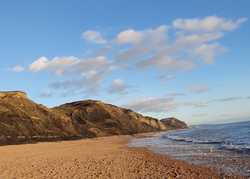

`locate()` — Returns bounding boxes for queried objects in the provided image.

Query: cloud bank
[13,16,247,100]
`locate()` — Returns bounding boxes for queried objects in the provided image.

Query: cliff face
[0,91,167,144]
[161,117,188,130]
[53,100,166,137]
[0,91,78,144]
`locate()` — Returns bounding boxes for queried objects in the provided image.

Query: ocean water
[129,120,250,177]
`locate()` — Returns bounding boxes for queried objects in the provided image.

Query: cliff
[161,117,188,130]
[0,91,167,145]
[0,91,78,144]
[53,100,166,137]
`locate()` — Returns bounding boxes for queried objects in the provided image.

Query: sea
[129,120,250,177]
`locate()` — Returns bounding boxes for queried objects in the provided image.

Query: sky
[0,0,250,125]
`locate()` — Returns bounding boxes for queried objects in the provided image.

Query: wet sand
[0,135,244,179]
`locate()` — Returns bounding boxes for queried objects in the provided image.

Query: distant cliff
[0,91,169,145]
[161,117,188,130]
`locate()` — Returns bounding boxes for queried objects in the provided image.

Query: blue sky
[0,0,250,124]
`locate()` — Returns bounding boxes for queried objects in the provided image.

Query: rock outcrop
[161,117,188,130]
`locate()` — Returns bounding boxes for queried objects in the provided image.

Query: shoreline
[0,135,245,179]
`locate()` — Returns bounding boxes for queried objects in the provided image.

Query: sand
[0,135,245,179]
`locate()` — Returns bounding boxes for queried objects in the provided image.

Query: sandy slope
[0,136,244,179]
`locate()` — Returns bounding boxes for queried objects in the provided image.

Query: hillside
[161,117,188,130]
[53,100,166,137]
[0,91,78,144]
[0,91,168,145]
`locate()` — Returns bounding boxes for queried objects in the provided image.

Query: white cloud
[115,20,237,72]
[194,43,225,64]
[116,25,199,72]
[116,29,143,44]
[29,56,112,75]
[125,95,210,115]
[108,79,128,94]
[29,56,49,72]
[125,96,176,113]
[14,16,247,98]
[125,94,250,117]
[49,72,105,95]
[138,54,195,71]
[116,26,168,61]
[211,96,244,102]
[28,56,114,95]
[29,56,78,75]
[82,30,107,44]
[48,67,112,95]
[188,84,210,94]
[73,56,113,75]
[12,65,24,72]
[173,16,247,32]
[117,25,167,46]
[174,32,224,47]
